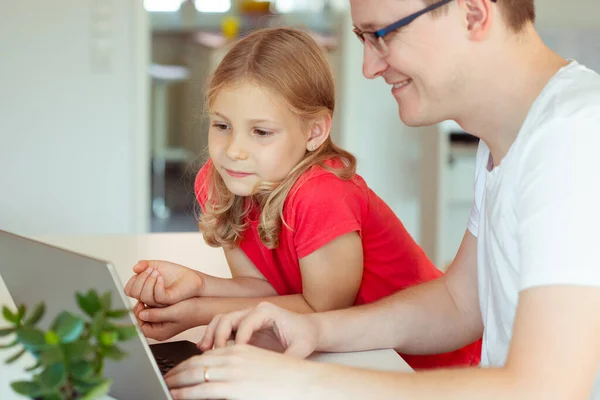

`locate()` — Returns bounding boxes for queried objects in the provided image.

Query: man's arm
[311,230,483,355]
[313,285,600,400]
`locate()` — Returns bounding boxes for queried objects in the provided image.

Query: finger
[213,315,241,349]
[140,321,173,341]
[146,260,166,270]
[123,275,138,297]
[165,365,229,388]
[138,305,174,323]
[139,270,159,306]
[129,266,154,300]
[132,260,149,273]
[170,382,233,400]
[208,309,253,349]
[132,301,145,316]
[235,309,275,345]
[154,275,174,305]
[198,314,223,351]
[165,352,227,379]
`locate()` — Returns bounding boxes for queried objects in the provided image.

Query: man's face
[350,0,470,127]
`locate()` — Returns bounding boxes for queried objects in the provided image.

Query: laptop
[0,230,202,400]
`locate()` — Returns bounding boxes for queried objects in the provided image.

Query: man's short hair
[425,0,535,32]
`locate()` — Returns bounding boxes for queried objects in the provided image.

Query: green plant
[0,290,137,400]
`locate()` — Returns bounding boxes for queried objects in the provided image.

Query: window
[195,0,231,13]
[143,0,185,12]
[273,0,325,13]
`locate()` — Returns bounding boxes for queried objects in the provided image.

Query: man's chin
[398,107,442,128]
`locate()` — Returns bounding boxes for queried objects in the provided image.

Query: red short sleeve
[287,172,365,259]
[194,159,213,212]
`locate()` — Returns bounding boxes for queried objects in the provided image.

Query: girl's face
[208,82,312,196]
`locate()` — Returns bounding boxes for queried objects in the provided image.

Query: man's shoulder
[538,62,600,122]
[520,62,600,148]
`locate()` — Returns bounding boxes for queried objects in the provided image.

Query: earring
[311,143,317,151]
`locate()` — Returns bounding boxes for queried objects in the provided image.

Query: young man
[154,1,600,398]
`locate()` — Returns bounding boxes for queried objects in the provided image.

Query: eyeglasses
[353,0,456,57]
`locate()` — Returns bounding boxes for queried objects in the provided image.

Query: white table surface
[0,233,411,399]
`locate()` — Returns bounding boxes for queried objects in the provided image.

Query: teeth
[393,80,411,89]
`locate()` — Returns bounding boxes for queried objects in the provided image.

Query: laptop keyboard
[155,356,176,375]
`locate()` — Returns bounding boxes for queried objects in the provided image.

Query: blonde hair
[199,27,356,249]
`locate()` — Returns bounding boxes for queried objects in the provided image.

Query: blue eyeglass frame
[371,0,498,39]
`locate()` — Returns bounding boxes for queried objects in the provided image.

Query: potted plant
[0,290,137,400]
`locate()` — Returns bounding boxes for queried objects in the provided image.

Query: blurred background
[1,0,599,269]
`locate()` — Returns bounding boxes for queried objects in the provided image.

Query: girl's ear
[306,113,332,152]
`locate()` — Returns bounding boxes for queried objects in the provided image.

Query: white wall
[0,0,150,235]
[536,0,599,28]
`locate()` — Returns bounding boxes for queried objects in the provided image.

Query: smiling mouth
[392,79,412,90]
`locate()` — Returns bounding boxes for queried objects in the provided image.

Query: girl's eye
[254,129,274,137]
[212,123,230,131]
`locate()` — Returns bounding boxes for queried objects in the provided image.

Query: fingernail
[151,270,159,277]
[140,311,148,320]
[157,275,164,283]
[145,267,153,274]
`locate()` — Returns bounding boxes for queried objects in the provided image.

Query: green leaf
[99,330,118,347]
[25,303,46,326]
[73,375,106,394]
[38,363,66,390]
[43,393,66,400]
[11,380,43,397]
[0,338,18,349]
[17,326,47,351]
[76,291,102,317]
[2,306,18,324]
[40,346,63,365]
[80,379,112,400]
[116,325,138,341]
[0,326,16,337]
[106,309,129,319]
[90,312,105,337]
[18,305,27,320]
[25,359,42,372]
[101,345,127,361]
[5,347,26,363]
[17,305,27,322]
[71,360,94,379]
[53,312,85,343]
[64,339,90,361]
[101,291,112,310]
[45,330,60,346]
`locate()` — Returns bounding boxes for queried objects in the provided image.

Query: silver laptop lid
[0,230,171,400]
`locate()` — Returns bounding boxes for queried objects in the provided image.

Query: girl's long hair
[199,27,356,249]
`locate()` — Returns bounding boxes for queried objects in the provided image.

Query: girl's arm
[198,247,278,298]
[138,232,363,328]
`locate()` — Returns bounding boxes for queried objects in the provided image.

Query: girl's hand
[198,302,319,359]
[124,260,205,307]
[165,344,324,400]
[133,300,199,341]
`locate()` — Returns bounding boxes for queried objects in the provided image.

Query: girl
[124,27,480,370]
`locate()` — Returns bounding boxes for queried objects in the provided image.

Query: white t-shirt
[467,61,600,374]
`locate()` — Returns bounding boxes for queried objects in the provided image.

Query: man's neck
[455,25,569,167]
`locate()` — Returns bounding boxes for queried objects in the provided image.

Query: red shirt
[196,159,481,369]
